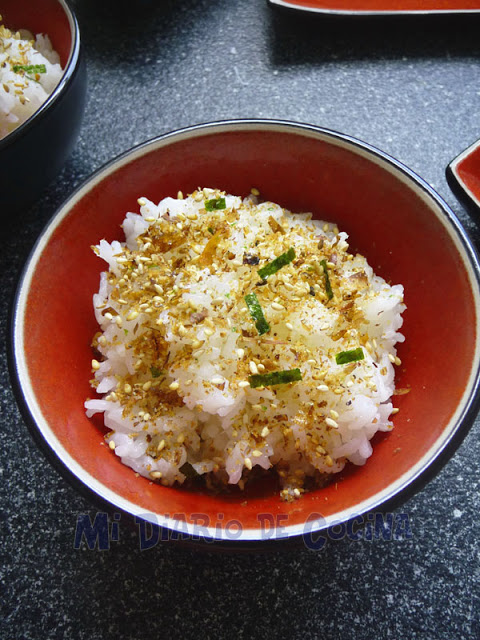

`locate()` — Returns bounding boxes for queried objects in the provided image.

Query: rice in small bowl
[10,120,480,546]
[0,16,63,138]
[0,0,85,214]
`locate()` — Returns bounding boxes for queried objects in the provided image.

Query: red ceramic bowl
[0,0,86,214]
[9,120,480,546]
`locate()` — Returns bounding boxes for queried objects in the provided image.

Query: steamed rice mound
[0,16,63,139]
[85,188,406,500]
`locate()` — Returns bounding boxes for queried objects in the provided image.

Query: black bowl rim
[0,0,81,151]
[8,118,480,543]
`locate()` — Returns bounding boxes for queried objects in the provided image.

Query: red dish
[447,138,480,216]
[9,120,480,545]
[268,0,480,15]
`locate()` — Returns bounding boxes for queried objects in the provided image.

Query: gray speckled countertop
[2,1,480,638]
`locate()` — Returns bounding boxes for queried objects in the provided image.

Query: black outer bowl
[0,0,86,215]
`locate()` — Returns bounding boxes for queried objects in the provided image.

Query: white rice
[85,188,406,500]
[0,18,63,139]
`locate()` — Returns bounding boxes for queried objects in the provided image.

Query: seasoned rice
[0,16,63,139]
[85,188,406,500]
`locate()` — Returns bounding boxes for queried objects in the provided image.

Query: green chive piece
[258,247,295,280]
[205,197,226,211]
[249,368,302,388]
[150,366,162,378]
[335,347,364,365]
[207,226,215,235]
[13,63,47,74]
[320,259,333,300]
[244,292,270,335]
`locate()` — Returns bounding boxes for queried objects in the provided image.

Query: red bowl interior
[277,0,480,12]
[20,126,478,534]
[1,0,72,67]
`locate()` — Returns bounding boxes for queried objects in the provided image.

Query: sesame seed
[249,361,259,375]
[109,440,115,450]
[236,348,245,358]
[91,359,101,371]
[137,198,146,206]
[293,488,301,497]
[261,427,270,437]
[169,381,180,390]
[257,363,265,372]
[211,376,224,385]
[325,455,334,467]
[394,356,402,366]
[244,457,253,470]
[157,439,166,451]
[326,417,338,428]
[391,408,400,415]
[177,190,184,199]
[204,327,214,336]
[178,324,187,337]
[142,381,152,391]
[271,302,285,311]
[98,335,107,346]
[251,404,262,410]
[316,384,329,392]
[307,359,316,365]
[285,322,294,330]
[177,434,185,444]
[154,284,164,295]
[124,383,132,394]
[252,450,263,458]
[316,445,326,454]
[126,310,139,321]
[346,380,354,388]
[238,380,250,388]
[150,471,163,479]
[251,187,260,196]
[388,354,396,363]
[330,409,339,419]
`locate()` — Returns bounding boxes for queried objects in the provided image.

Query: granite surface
[2,1,480,638]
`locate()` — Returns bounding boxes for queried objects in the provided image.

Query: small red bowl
[9,120,480,545]
[0,0,86,214]
[447,138,480,217]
